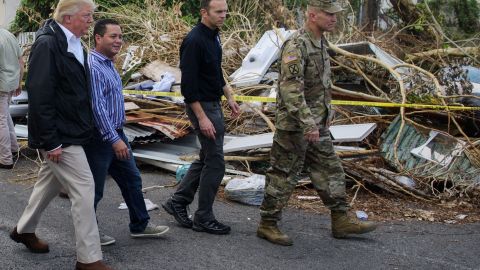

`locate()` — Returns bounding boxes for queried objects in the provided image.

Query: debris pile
[105,0,480,205]
[12,0,480,212]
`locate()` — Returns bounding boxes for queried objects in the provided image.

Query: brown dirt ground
[217,185,480,224]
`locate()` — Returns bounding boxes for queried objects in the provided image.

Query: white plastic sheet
[224,174,265,206]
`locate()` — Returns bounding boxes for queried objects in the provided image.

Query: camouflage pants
[260,128,349,221]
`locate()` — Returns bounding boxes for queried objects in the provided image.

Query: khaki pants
[17,145,102,263]
[0,91,18,165]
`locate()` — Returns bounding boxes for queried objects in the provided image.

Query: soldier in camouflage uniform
[257,0,377,246]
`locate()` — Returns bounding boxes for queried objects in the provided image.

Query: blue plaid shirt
[88,50,124,144]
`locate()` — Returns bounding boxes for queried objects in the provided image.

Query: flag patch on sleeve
[283,54,298,64]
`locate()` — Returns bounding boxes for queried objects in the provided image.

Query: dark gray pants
[172,101,225,222]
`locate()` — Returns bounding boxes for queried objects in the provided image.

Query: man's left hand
[112,140,130,160]
[228,99,241,118]
[46,148,62,163]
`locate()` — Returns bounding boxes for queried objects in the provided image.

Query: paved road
[1,157,479,270]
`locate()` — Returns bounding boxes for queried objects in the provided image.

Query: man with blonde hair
[10,1,112,269]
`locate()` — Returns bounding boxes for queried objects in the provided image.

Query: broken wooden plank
[223,133,274,153]
[141,60,181,83]
[330,123,377,142]
[126,116,156,124]
[124,102,140,111]
[138,121,189,140]
[127,111,190,126]
[180,155,269,162]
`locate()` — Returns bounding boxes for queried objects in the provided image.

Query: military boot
[256,220,293,246]
[331,210,377,238]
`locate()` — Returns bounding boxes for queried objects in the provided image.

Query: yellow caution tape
[122,90,276,102]
[124,90,183,97]
[123,90,480,111]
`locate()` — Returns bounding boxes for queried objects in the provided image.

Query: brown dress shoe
[75,260,113,270]
[10,227,49,253]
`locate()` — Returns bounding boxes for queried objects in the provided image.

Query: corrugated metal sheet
[123,124,158,143]
[136,121,189,140]
[380,116,480,185]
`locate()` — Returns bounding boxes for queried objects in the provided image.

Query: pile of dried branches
[102,0,480,201]
[97,0,276,74]
[97,0,191,66]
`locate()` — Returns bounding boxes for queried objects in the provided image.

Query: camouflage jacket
[275,28,332,132]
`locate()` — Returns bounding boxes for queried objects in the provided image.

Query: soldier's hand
[199,117,216,140]
[304,130,320,143]
[46,148,62,163]
[112,140,130,160]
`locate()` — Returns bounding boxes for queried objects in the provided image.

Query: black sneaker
[192,219,231,235]
[162,198,193,228]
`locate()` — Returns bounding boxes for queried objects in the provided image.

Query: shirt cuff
[303,119,318,133]
[46,144,62,152]
[107,134,121,145]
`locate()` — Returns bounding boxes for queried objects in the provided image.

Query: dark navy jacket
[27,19,94,151]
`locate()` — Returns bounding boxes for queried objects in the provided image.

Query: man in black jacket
[10,1,111,269]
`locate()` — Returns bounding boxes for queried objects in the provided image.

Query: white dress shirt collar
[57,22,84,66]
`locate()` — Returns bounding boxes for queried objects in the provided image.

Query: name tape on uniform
[122,90,480,111]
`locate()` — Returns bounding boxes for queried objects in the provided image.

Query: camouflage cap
[308,0,343,13]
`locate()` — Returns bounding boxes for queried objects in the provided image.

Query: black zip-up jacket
[26,19,94,151]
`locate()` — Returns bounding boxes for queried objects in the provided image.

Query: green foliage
[406,93,440,105]
[411,9,428,32]
[284,0,307,9]
[164,0,198,17]
[426,0,479,36]
[97,0,145,8]
[452,0,480,34]
[11,0,200,32]
[10,0,149,33]
[9,0,57,33]
[10,0,354,34]
[349,0,361,12]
